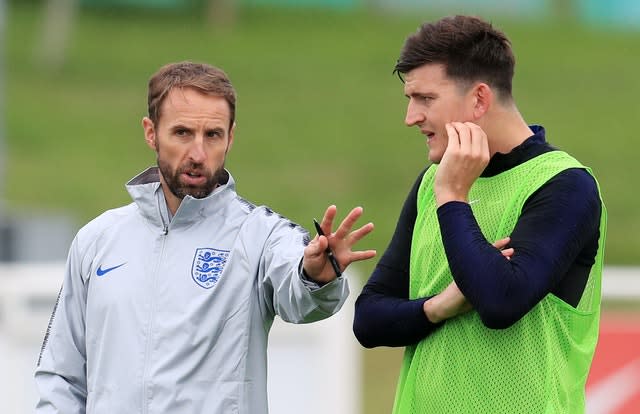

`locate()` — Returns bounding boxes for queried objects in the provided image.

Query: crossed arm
[353,124,601,348]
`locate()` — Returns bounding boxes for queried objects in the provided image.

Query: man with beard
[35,61,376,414]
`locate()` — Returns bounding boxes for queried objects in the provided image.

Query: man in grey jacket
[34,61,376,413]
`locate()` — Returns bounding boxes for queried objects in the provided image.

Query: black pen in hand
[313,219,342,278]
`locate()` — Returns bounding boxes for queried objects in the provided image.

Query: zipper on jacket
[141,230,167,414]
[141,191,170,412]
[156,188,170,236]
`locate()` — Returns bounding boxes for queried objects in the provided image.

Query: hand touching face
[433,122,490,207]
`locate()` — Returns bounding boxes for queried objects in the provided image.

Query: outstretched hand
[302,205,376,284]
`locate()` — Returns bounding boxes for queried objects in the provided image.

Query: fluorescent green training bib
[393,151,607,414]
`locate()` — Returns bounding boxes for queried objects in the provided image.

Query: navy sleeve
[438,168,601,329]
[353,169,443,348]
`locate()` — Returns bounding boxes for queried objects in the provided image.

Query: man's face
[403,63,475,163]
[142,87,234,211]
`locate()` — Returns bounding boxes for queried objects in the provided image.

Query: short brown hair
[147,61,237,128]
[394,15,515,99]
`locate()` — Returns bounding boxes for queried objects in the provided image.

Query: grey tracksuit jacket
[35,167,349,414]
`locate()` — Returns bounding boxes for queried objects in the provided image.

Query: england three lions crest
[192,248,230,289]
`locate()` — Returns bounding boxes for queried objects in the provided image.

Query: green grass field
[5,3,640,412]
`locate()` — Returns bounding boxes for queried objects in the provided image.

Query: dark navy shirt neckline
[481,125,555,177]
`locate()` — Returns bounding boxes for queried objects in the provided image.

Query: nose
[404,99,425,127]
[187,137,207,163]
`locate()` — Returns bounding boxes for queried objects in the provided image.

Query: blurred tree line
[11,0,237,71]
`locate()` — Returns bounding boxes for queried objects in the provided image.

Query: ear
[226,122,236,154]
[470,83,493,119]
[142,117,157,150]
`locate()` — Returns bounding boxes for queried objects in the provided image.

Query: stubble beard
[157,156,226,200]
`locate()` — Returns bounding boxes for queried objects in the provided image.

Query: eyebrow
[207,127,226,135]
[169,124,192,131]
[405,90,437,99]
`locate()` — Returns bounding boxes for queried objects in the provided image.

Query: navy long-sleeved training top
[353,126,602,348]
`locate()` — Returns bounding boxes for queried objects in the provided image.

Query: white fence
[0,262,362,414]
[1,263,638,414]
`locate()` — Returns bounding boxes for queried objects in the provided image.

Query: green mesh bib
[393,151,607,414]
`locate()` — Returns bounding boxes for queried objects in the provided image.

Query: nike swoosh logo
[96,263,126,276]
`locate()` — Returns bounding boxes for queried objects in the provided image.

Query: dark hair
[147,61,237,128]
[394,15,515,99]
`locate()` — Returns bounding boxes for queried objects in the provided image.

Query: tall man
[35,61,376,413]
[353,15,606,413]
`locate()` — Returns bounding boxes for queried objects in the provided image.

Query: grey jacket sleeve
[35,235,88,413]
[258,214,349,324]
